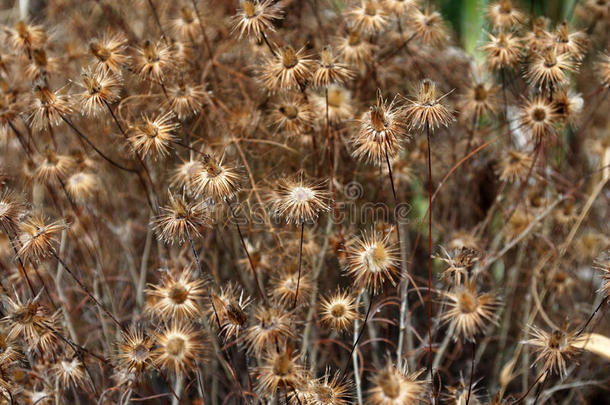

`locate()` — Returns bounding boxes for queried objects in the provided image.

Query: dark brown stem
[146,0,169,43]
[60,115,137,173]
[293,221,305,309]
[576,297,608,337]
[226,199,268,305]
[50,249,125,333]
[466,340,476,405]
[340,295,373,381]
[426,123,434,378]
[260,30,277,57]
[325,88,345,245]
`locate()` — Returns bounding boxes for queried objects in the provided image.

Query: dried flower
[496,149,533,183]
[526,46,576,91]
[347,1,389,35]
[272,174,329,224]
[133,40,173,82]
[441,279,499,341]
[352,90,406,165]
[194,155,241,201]
[153,194,211,244]
[346,229,399,293]
[524,326,579,377]
[482,32,522,70]
[404,79,454,131]
[487,0,525,30]
[18,215,63,261]
[313,46,353,88]
[89,33,130,74]
[368,363,427,405]
[130,111,178,158]
[115,328,153,374]
[261,45,314,91]
[146,268,206,320]
[520,96,558,142]
[411,8,448,47]
[28,84,72,131]
[153,321,205,374]
[232,0,283,39]
[319,289,359,332]
[77,66,122,117]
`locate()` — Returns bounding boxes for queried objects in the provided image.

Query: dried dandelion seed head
[481,32,522,70]
[382,0,419,15]
[524,326,579,377]
[596,52,610,87]
[256,345,305,395]
[261,45,314,91]
[313,85,354,124]
[54,358,85,388]
[593,250,610,299]
[25,48,59,81]
[505,209,533,240]
[346,229,399,294]
[18,215,63,261]
[319,289,359,332]
[520,96,558,143]
[458,81,498,121]
[436,246,481,282]
[133,40,173,82]
[115,328,153,374]
[347,1,389,35]
[526,46,576,90]
[368,363,427,405]
[496,149,533,183]
[441,279,499,341]
[553,21,588,61]
[65,171,98,202]
[171,6,200,40]
[154,321,206,374]
[313,46,353,88]
[171,158,204,192]
[165,80,209,120]
[336,29,376,68]
[0,331,22,365]
[411,8,449,47]
[272,175,329,224]
[525,17,552,54]
[553,89,583,125]
[195,155,241,201]
[8,21,47,53]
[153,194,211,244]
[146,268,206,320]
[444,378,482,405]
[232,0,283,39]
[77,66,122,117]
[404,79,454,131]
[271,267,312,306]
[208,283,251,339]
[28,84,72,131]
[487,0,525,30]
[1,294,47,342]
[35,150,75,184]
[130,111,178,158]
[245,306,294,356]
[306,372,352,405]
[89,33,130,74]
[270,94,315,137]
[352,91,405,165]
[0,191,24,233]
